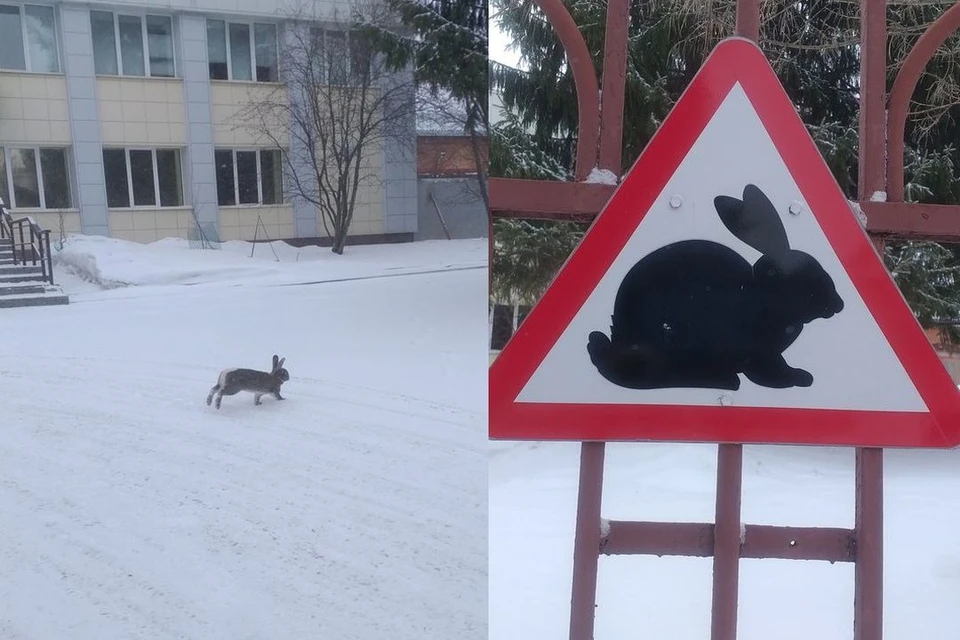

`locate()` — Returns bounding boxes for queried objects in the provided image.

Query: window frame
[310,26,367,86]
[215,148,283,207]
[0,145,71,210]
[0,2,61,73]
[124,147,159,207]
[93,11,176,78]
[104,147,184,210]
[207,19,278,83]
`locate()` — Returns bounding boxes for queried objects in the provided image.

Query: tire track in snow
[0,355,481,426]
[0,476,200,639]
[62,262,487,304]
[0,354,485,639]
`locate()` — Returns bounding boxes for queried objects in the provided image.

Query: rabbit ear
[277,357,285,369]
[272,354,279,370]
[714,184,790,256]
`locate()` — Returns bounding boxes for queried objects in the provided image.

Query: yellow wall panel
[22,210,82,237]
[218,204,294,241]
[0,73,71,144]
[98,77,187,146]
[107,207,196,243]
[210,81,289,147]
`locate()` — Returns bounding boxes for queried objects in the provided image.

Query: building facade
[0,0,418,244]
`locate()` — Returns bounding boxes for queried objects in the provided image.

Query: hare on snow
[206,355,290,409]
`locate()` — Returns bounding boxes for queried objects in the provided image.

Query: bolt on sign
[489,37,960,449]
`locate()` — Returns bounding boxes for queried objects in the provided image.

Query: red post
[858,0,887,202]
[735,0,760,41]
[854,448,883,640]
[855,0,887,634]
[569,441,606,640]
[711,3,755,636]
[488,213,493,294]
[711,444,743,640]
[597,0,630,176]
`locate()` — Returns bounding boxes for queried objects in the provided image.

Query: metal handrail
[0,203,55,286]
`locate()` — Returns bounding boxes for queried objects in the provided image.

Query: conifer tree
[362,0,489,207]
[491,0,960,337]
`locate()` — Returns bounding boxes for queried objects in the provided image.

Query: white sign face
[517,83,927,413]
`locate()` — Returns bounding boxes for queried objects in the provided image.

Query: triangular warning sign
[490,38,960,448]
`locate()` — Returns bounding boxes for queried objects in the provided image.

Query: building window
[91,11,175,78]
[0,147,70,209]
[310,27,368,86]
[326,30,348,86]
[215,149,283,206]
[102,148,183,208]
[206,19,278,82]
[0,3,59,72]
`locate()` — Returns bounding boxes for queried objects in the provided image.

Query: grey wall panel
[416,178,486,241]
[179,14,219,231]
[60,5,108,235]
[381,67,418,235]
[280,23,319,239]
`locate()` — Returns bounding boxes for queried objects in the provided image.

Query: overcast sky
[489,11,523,69]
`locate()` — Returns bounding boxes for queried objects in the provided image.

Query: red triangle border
[489,38,960,448]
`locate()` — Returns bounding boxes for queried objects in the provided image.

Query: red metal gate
[488,1,960,638]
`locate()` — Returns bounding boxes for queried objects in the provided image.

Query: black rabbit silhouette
[586,183,844,391]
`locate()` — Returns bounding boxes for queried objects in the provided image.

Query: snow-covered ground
[1,236,488,639]
[490,440,960,639]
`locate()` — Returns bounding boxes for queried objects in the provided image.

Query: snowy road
[0,238,487,639]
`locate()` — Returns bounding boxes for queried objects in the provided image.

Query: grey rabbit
[206,354,290,409]
[587,183,845,391]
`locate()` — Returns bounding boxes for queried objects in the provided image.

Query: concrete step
[0,292,69,308]
[0,282,46,296]
[0,273,45,283]
[0,264,42,275]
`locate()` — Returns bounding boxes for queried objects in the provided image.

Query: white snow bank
[585,167,619,185]
[848,200,868,228]
[53,234,487,291]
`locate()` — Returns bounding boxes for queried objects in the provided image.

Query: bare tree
[235,1,416,254]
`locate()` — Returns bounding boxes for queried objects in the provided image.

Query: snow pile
[54,235,270,288]
[586,167,619,185]
[848,200,868,228]
[53,234,488,291]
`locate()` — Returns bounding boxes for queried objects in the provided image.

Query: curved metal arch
[886,2,960,202]
[532,0,758,181]
[531,0,600,180]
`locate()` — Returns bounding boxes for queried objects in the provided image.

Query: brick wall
[417,135,488,177]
